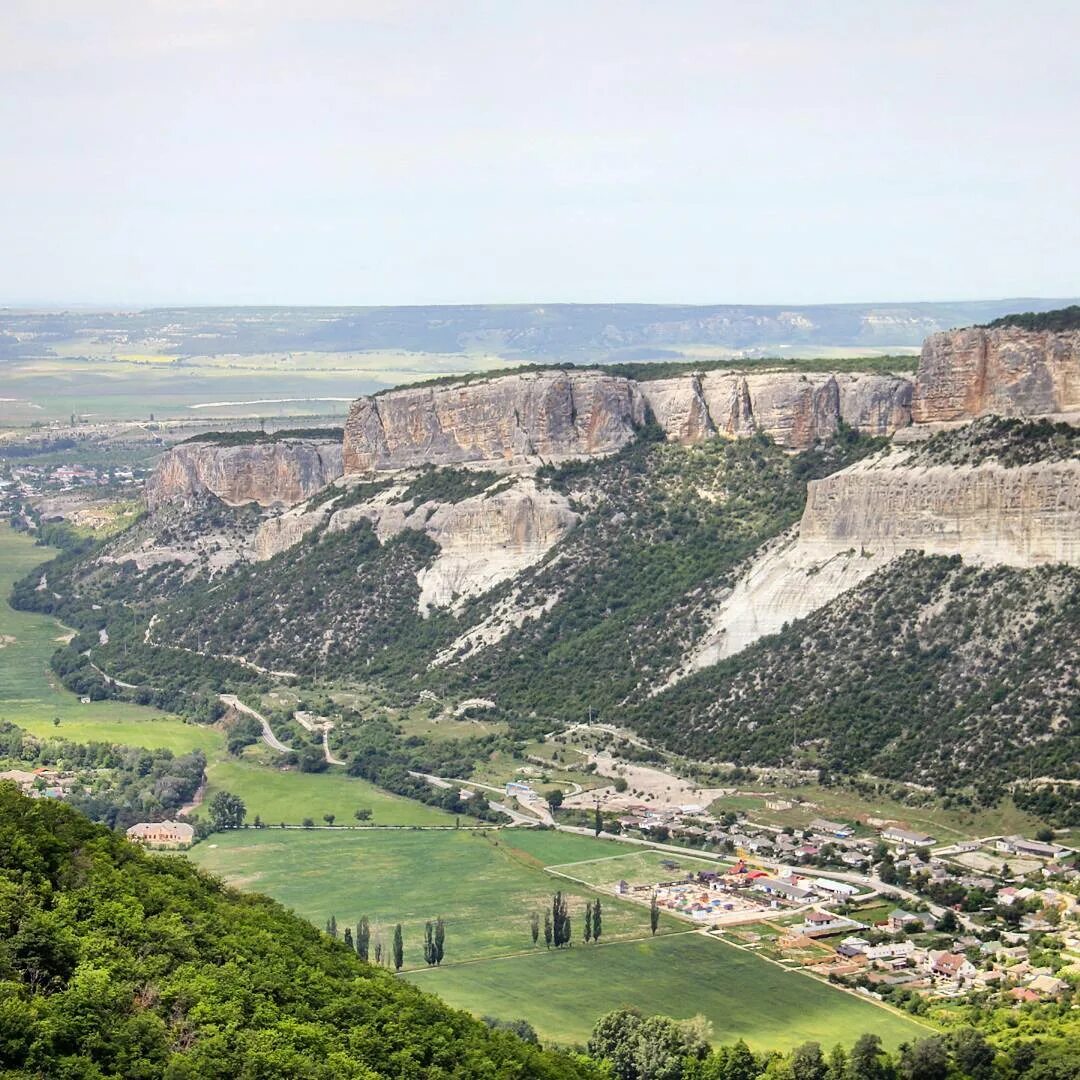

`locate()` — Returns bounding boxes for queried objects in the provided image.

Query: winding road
[220,694,293,753]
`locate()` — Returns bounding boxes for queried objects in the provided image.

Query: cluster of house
[125,820,196,848]
[0,767,72,800]
[0,461,142,510]
[621,861,865,925]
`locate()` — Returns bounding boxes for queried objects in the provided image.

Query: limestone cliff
[253,476,578,613]
[147,439,343,509]
[342,371,646,474]
[344,368,913,467]
[912,326,1080,422]
[679,445,1080,676]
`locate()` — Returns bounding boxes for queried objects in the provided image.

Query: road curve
[219,693,293,753]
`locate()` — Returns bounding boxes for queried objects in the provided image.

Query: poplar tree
[392,924,404,971]
[543,911,553,948]
[594,805,603,836]
[593,898,602,942]
[529,911,540,945]
[650,893,660,935]
[584,901,593,942]
[326,914,338,939]
[434,916,445,964]
[343,927,353,950]
[356,917,370,962]
[424,921,436,966]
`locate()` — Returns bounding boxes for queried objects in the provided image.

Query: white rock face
[413,481,578,612]
[147,439,342,508]
[678,452,1080,678]
[801,455,1080,565]
[254,475,578,614]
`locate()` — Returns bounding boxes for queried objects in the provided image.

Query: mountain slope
[628,554,1080,796]
[0,786,596,1079]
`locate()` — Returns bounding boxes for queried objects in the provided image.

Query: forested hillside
[21,425,883,738]
[628,554,1080,800]
[0,786,597,1079]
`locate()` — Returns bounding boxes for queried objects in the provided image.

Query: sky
[1,1,1077,307]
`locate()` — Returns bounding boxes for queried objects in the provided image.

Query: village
[549,793,1080,1015]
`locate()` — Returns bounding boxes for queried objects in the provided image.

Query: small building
[813,877,858,897]
[754,877,814,903]
[126,820,195,849]
[809,818,855,839]
[995,835,1065,859]
[765,798,792,811]
[888,909,931,932]
[881,826,935,847]
[804,910,843,931]
[929,952,976,982]
[1026,974,1068,997]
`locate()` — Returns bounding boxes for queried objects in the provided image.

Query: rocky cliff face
[343,368,913,468]
[146,439,343,509]
[343,371,647,474]
[912,326,1080,422]
[640,371,911,448]
[679,448,1080,676]
[800,455,1080,564]
[253,476,577,612]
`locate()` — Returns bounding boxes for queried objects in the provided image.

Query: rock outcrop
[679,449,1080,676]
[800,455,1080,565]
[912,326,1080,422]
[147,439,343,509]
[343,371,647,474]
[254,476,578,613]
[343,368,914,469]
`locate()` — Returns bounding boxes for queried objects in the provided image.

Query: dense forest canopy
[0,786,597,1079]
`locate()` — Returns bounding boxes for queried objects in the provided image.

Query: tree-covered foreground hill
[0,786,598,1080]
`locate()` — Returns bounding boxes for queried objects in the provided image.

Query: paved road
[220,693,293,753]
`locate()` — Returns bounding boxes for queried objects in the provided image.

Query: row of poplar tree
[529,891,606,947]
[324,914,445,971]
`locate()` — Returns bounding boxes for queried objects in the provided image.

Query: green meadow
[190,828,930,1051]
[200,757,456,827]
[0,528,209,751]
[408,932,930,1051]
[0,527,457,827]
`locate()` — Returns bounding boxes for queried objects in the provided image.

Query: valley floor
[189,828,931,1051]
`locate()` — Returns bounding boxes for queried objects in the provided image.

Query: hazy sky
[1,1,1077,306]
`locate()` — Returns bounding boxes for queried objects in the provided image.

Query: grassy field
[0,527,458,826]
[547,848,729,889]
[190,828,930,1051]
[200,757,457,827]
[0,350,512,423]
[407,932,929,1051]
[190,828,678,960]
[0,528,212,752]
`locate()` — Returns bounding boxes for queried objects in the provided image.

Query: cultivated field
[408,931,930,1051]
[547,848,731,890]
[190,828,930,1051]
[200,757,456,827]
[0,349,510,423]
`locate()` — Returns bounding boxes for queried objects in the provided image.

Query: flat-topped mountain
[19,309,1080,796]
[146,433,344,509]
